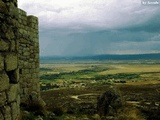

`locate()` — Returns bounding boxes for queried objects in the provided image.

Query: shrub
[52,107,64,116]
[117,105,145,120]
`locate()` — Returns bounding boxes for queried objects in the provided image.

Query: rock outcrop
[97,88,122,117]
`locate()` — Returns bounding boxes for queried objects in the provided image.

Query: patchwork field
[39,60,160,120]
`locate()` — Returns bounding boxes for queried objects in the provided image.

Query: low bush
[117,105,145,120]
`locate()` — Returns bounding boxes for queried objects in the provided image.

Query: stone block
[13,0,18,7]
[17,95,20,108]
[3,106,11,120]
[18,28,24,34]
[11,102,18,120]
[0,1,8,14]
[13,68,19,83]
[0,13,5,19]
[23,88,28,95]
[27,15,38,24]
[0,40,9,51]
[1,23,8,33]
[0,92,6,107]
[7,84,19,103]
[15,40,19,51]
[5,53,17,71]
[5,28,15,40]
[27,78,33,83]
[25,69,30,74]
[36,63,39,68]
[18,9,27,17]
[0,111,4,120]
[29,69,34,73]
[10,40,16,51]
[35,68,39,73]
[28,63,32,68]
[37,74,39,78]
[32,73,37,78]
[8,3,19,19]
[0,54,4,71]
[34,24,38,30]
[20,69,25,74]
[25,74,31,78]
[23,52,30,56]
[0,71,9,92]
[32,84,39,92]
[23,62,29,68]
[20,82,26,88]
[22,20,27,25]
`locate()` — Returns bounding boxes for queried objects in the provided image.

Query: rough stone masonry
[0,0,40,119]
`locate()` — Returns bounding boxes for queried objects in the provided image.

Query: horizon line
[40,52,160,57]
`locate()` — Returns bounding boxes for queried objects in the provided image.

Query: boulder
[97,88,122,117]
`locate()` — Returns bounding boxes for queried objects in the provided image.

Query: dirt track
[41,82,160,110]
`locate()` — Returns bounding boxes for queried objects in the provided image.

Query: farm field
[40,60,160,120]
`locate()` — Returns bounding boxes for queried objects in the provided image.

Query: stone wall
[0,0,40,119]
[18,9,40,103]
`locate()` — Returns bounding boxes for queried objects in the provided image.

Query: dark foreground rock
[97,87,123,117]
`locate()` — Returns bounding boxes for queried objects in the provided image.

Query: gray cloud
[18,0,160,56]
[39,28,160,56]
[122,11,160,32]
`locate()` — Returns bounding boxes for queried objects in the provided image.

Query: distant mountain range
[40,53,160,61]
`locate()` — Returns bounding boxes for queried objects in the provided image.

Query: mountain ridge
[40,53,160,61]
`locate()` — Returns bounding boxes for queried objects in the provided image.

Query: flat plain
[40,60,160,119]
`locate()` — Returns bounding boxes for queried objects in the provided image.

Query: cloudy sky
[18,0,160,56]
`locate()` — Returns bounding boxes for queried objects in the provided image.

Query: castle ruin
[0,0,40,119]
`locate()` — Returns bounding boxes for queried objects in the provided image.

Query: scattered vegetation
[94,73,140,80]
[40,63,160,84]
[117,105,145,120]
[40,68,53,71]
[38,60,160,119]
[40,66,108,80]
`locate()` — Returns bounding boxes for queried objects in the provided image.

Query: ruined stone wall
[18,9,40,103]
[0,0,39,119]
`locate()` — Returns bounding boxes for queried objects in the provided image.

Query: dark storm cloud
[19,0,160,56]
[123,12,160,33]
